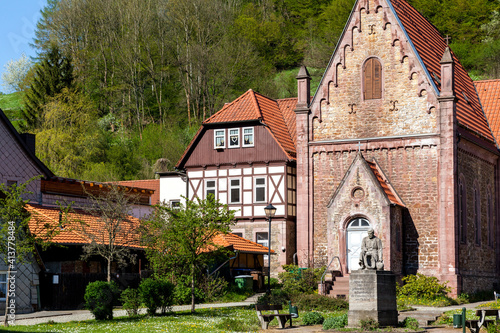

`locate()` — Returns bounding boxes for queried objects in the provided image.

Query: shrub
[487,322,500,333]
[257,289,290,306]
[302,311,325,325]
[84,281,119,320]
[401,317,419,330]
[397,274,454,306]
[173,275,205,305]
[293,293,348,312]
[279,264,325,296]
[120,287,141,316]
[199,275,228,303]
[323,313,348,330]
[360,318,379,331]
[139,278,174,315]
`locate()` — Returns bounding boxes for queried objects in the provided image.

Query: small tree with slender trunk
[142,196,236,313]
[77,184,139,282]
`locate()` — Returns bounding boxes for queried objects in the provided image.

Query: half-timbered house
[174,89,298,272]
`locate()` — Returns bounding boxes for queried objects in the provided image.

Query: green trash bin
[234,275,253,290]
[453,313,463,328]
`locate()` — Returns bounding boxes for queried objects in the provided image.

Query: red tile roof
[475,80,500,143]
[112,179,160,204]
[27,204,142,249]
[366,160,405,207]
[390,0,494,142]
[209,233,275,254]
[177,90,297,168]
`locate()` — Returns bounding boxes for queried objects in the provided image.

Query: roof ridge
[475,79,500,83]
[249,89,264,119]
[203,89,255,124]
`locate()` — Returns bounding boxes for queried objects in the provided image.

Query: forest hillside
[1,0,499,181]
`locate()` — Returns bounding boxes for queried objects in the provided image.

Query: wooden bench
[465,309,500,333]
[255,304,292,329]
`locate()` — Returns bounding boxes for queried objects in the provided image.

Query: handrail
[320,256,343,285]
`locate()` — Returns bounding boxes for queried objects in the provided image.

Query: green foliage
[22,44,73,131]
[278,264,325,296]
[397,274,454,307]
[84,281,119,320]
[120,288,141,317]
[401,317,420,330]
[487,322,500,333]
[172,275,205,306]
[257,289,290,306]
[198,275,229,303]
[139,278,174,316]
[302,311,325,325]
[479,299,500,309]
[142,196,236,312]
[293,293,348,312]
[360,318,380,331]
[322,313,348,330]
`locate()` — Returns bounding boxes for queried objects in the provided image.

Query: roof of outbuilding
[209,232,275,254]
[366,160,405,207]
[390,0,494,142]
[27,204,142,249]
[475,79,500,143]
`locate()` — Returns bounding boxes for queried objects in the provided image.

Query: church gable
[311,0,438,141]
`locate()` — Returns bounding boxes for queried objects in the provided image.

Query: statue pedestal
[348,270,398,327]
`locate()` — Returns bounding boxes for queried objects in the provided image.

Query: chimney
[20,133,36,155]
[296,65,311,110]
[439,47,454,97]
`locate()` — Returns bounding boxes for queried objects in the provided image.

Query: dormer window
[363,57,382,100]
[229,128,239,148]
[214,130,225,149]
[243,127,254,147]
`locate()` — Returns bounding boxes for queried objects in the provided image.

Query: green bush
[302,311,325,325]
[84,281,119,320]
[397,273,454,306]
[401,317,420,330]
[293,293,348,312]
[278,265,325,296]
[360,318,379,331]
[173,275,205,305]
[323,313,348,330]
[139,278,174,315]
[120,287,141,316]
[487,322,500,333]
[257,289,290,306]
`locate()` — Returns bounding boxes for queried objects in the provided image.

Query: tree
[142,196,236,312]
[1,54,32,93]
[22,44,74,131]
[77,184,139,282]
[0,178,47,326]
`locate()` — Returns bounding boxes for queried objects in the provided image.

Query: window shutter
[364,59,373,100]
[364,58,382,100]
[373,60,381,99]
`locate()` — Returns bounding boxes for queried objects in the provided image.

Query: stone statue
[358,229,384,270]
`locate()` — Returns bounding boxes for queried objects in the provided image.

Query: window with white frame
[169,199,181,209]
[206,180,216,198]
[229,128,239,148]
[214,129,225,149]
[243,127,254,147]
[0,272,6,300]
[255,177,266,203]
[229,179,241,203]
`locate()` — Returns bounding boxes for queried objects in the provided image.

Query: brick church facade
[295,0,499,295]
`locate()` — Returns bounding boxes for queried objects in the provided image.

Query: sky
[0,0,48,93]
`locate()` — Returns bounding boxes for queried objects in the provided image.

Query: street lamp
[264,203,276,294]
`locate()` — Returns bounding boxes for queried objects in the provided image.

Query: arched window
[363,58,382,100]
[458,178,467,243]
[474,185,481,246]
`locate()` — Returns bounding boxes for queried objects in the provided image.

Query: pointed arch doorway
[346,217,371,272]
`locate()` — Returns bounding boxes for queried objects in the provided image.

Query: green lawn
[0,307,344,333]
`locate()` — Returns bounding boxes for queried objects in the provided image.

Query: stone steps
[328,276,350,298]
[398,310,444,326]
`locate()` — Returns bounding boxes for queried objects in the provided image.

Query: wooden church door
[346,218,371,272]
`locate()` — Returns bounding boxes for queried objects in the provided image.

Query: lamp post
[264,203,276,294]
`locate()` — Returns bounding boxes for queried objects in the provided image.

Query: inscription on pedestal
[348,270,398,327]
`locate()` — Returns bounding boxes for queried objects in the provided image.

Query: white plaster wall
[159,176,187,206]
